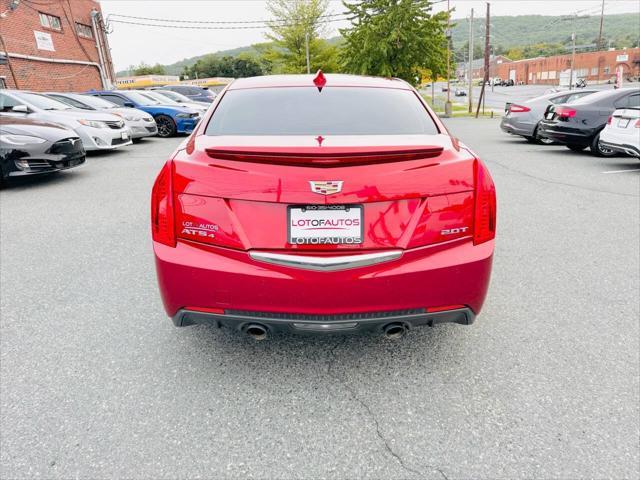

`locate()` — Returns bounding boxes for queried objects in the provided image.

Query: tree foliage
[131,62,165,75]
[182,55,262,79]
[264,0,340,73]
[340,0,449,85]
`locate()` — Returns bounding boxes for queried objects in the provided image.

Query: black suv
[159,85,216,103]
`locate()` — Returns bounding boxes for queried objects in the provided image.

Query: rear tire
[567,144,587,152]
[155,115,176,138]
[590,132,616,157]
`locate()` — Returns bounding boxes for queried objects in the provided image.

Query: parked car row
[0,88,208,184]
[501,87,640,158]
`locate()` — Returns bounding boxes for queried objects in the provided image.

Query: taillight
[509,104,530,113]
[635,119,640,128]
[473,159,496,245]
[151,161,176,247]
[607,116,612,125]
[556,107,577,119]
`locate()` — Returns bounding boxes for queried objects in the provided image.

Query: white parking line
[602,169,640,174]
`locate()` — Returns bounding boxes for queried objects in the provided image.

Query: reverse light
[151,161,176,247]
[508,104,530,113]
[473,159,497,245]
[555,107,576,119]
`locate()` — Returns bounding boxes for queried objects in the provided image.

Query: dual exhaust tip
[242,322,408,340]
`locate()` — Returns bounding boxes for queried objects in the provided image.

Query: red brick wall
[0,0,112,91]
[495,48,640,85]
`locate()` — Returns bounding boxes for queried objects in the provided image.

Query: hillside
[117,13,638,76]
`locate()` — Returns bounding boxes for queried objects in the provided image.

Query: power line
[108,17,352,30]
[107,12,350,25]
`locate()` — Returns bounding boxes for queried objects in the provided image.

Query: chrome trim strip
[249,250,403,271]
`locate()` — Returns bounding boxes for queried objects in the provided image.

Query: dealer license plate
[288,205,363,245]
[618,118,630,128]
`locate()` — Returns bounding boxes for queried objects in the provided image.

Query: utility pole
[475,2,490,118]
[444,0,452,117]
[569,15,576,90]
[468,8,474,112]
[597,0,605,51]
[305,32,310,74]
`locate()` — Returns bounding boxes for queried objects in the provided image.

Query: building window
[76,22,93,38]
[590,67,598,76]
[39,12,62,31]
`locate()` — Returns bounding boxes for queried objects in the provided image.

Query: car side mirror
[11,105,29,113]
[124,102,135,108]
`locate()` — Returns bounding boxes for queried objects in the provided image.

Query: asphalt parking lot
[1,118,638,479]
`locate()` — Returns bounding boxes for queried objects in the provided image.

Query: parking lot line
[601,169,640,174]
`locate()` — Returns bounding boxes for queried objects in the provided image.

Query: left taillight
[473,159,497,245]
[151,161,176,247]
[509,104,530,113]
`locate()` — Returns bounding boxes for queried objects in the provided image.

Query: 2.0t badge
[309,180,343,195]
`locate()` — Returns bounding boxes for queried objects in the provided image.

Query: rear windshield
[205,87,438,136]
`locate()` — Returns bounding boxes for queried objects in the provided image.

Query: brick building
[456,55,512,81]
[494,48,640,86]
[0,0,114,91]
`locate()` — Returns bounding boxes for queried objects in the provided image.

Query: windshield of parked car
[73,94,119,109]
[122,91,160,106]
[205,87,439,136]
[138,91,179,105]
[15,92,73,110]
[155,90,192,103]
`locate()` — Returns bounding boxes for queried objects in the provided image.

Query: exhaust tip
[244,324,269,341]
[383,322,408,339]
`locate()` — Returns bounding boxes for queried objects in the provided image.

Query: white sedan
[599,108,640,158]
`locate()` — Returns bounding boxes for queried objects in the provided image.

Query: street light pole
[305,32,310,74]
[468,8,474,112]
[444,0,452,117]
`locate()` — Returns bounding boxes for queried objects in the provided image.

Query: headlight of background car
[0,134,47,146]
[78,119,108,129]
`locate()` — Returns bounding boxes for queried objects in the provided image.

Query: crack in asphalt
[487,158,640,198]
[325,339,449,480]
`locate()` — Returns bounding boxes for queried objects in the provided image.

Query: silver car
[135,90,208,115]
[0,90,132,151]
[45,92,158,140]
[500,89,597,144]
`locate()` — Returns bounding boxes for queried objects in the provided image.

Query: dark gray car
[500,89,597,144]
[159,85,216,103]
[0,115,85,183]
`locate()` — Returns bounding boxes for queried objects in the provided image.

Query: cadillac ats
[152,73,497,339]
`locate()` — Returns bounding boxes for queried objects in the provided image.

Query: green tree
[131,62,165,75]
[265,0,339,73]
[340,0,449,85]
[182,55,262,79]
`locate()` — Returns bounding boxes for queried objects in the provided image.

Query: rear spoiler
[205,146,444,167]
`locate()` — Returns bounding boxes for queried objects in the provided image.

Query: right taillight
[473,159,496,245]
[151,161,176,247]
[607,116,613,125]
[556,106,577,119]
[635,119,640,128]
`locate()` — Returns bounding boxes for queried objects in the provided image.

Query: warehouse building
[494,48,640,85]
[0,0,114,91]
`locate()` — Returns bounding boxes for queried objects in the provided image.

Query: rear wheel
[566,144,587,152]
[591,132,616,157]
[155,115,176,138]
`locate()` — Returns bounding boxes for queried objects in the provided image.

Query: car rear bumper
[500,115,535,137]
[537,122,596,146]
[154,237,494,332]
[599,140,640,158]
[172,306,476,335]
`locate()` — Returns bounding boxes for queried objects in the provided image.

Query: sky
[101,0,640,72]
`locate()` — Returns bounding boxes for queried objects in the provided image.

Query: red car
[152,73,496,339]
